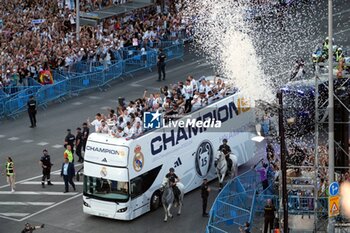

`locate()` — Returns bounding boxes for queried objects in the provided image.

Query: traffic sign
[328,196,340,217]
[329,182,340,196]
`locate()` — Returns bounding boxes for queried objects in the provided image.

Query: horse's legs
[177,198,182,215]
[167,203,173,218]
[163,204,168,222]
[219,171,226,189]
[218,173,222,189]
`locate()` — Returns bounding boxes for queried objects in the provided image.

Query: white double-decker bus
[83,91,257,220]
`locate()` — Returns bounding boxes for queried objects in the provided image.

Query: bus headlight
[117,207,127,213]
[83,201,91,208]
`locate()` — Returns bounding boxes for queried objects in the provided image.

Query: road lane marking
[0,202,55,206]
[8,137,19,141]
[0,135,5,138]
[22,139,34,143]
[0,191,78,195]
[51,144,63,149]
[0,163,83,189]
[0,213,30,217]
[37,142,49,146]
[72,102,83,105]
[88,96,101,99]
[19,194,83,222]
[0,215,18,221]
[20,181,83,185]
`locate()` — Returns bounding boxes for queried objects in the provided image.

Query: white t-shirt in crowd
[207,95,215,104]
[98,124,109,134]
[191,97,202,111]
[183,84,194,100]
[127,106,135,114]
[116,121,126,129]
[91,119,102,132]
[191,79,197,91]
[134,117,142,124]
[123,126,135,138]
[198,84,211,95]
[115,130,125,138]
[133,126,143,137]
[123,115,130,123]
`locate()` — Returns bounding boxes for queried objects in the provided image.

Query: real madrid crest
[100,167,107,177]
[133,145,144,172]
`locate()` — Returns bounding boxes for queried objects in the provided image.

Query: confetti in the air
[183,0,325,102]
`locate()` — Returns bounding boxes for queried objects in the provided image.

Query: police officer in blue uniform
[157,48,167,81]
[40,149,53,188]
[27,96,37,128]
[64,129,76,155]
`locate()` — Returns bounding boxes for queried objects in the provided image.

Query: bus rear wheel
[150,191,161,211]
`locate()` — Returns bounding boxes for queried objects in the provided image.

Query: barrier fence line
[206,169,260,233]
[206,167,335,233]
[0,41,184,119]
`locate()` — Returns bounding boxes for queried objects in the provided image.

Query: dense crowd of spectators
[80,0,129,12]
[0,0,193,90]
[86,75,234,139]
[272,140,348,205]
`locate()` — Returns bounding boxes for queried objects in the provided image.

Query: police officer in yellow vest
[5,157,15,192]
[335,47,343,62]
[64,145,74,163]
[322,37,329,55]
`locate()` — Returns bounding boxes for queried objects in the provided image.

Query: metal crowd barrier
[36,79,69,108]
[206,164,343,232]
[0,41,184,119]
[4,85,42,118]
[164,43,185,62]
[122,51,156,74]
[2,85,32,96]
[206,169,260,233]
[69,61,123,95]
[0,90,8,119]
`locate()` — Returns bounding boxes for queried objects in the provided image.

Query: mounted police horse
[215,151,238,189]
[160,178,184,222]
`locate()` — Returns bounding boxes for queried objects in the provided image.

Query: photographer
[21,223,44,233]
[239,222,251,233]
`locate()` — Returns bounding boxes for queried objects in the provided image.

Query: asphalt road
[0,0,350,232]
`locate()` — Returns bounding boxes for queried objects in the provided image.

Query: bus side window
[129,165,162,199]
[131,177,142,198]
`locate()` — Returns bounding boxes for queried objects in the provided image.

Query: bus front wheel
[150,191,161,211]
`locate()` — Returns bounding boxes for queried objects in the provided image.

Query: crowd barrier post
[0,90,9,119]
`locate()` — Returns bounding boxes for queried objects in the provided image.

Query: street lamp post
[328,0,335,231]
[277,91,288,233]
[76,0,80,41]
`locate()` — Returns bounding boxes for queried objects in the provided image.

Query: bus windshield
[83,175,129,202]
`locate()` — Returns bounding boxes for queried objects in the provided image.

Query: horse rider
[218,139,232,172]
[165,168,181,204]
